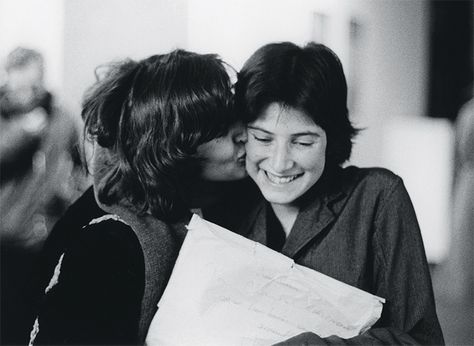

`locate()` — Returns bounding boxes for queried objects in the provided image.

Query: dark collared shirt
[236,166,444,345]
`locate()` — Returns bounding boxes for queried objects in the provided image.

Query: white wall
[0,0,432,161]
[351,0,430,166]
[63,0,188,113]
[187,0,314,69]
[1,0,451,262]
[0,0,188,113]
[0,0,64,92]
[381,117,454,263]
[187,0,429,166]
[187,0,451,262]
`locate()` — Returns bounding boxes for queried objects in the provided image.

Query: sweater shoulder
[79,216,142,259]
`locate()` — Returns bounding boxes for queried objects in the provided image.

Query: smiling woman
[234,42,444,345]
[246,103,327,215]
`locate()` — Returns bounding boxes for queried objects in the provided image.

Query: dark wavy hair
[235,42,358,168]
[82,50,236,221]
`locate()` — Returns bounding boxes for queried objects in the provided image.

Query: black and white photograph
[0,0,473,345]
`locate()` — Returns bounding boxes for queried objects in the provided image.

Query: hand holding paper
[146,215,384,346]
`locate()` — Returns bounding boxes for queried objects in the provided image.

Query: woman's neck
[270,203,299,238]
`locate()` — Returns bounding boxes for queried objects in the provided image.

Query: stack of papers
[146,214,384,346]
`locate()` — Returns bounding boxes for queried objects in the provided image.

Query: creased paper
[146,214,384,346]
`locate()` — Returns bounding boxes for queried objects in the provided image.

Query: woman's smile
[262,170,304,185]
[246,102,327,206]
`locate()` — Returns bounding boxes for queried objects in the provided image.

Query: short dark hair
[83,50,236,221]
[235,42,357,167]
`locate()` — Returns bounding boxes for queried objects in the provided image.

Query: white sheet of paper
[146,214,385,346]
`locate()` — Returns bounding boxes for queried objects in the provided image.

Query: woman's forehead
[250,102,322,133]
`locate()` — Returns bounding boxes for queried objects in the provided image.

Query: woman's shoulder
[41,187,116,260]
[49,186,105,232]
[35,187,110,289]
[52,214,144,293]
[340,166,406,202]
[77,214,141,258]
[343,166,403,188]
[30,213,144,346]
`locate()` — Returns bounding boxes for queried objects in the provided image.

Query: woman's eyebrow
[247,125,320,137]
[247,125,272,134]
[291,132,321,138]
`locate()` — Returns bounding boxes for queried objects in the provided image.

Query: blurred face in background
[197,122,248,181]
[246,102,327,206]
[3,61,45,111]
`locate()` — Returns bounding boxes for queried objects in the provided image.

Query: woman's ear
[91,144,117,185]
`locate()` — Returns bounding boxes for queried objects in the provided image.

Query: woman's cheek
[245,151,259,174]
[246,141,267,160]
[245,148,261,167]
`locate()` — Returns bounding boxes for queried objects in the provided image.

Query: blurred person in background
[0,47,89,345]
[444,89,474,302]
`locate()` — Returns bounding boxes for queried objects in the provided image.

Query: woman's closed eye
[251,133,272,143]
[293,140,314,147]
[291,134,317,147]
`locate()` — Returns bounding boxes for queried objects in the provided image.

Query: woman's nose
[233,127,248,144]
[270,142,293,173]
